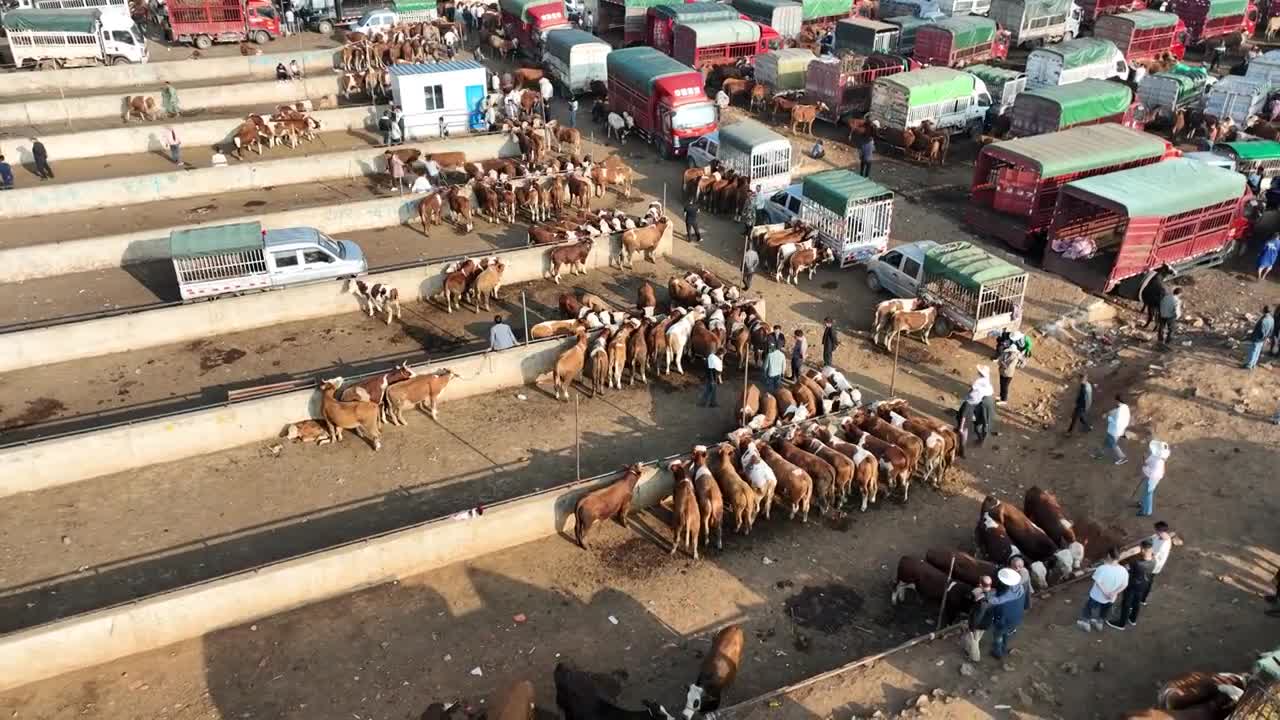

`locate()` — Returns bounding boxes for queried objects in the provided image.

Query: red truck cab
[607,46,718,159]
[167,0,281,48]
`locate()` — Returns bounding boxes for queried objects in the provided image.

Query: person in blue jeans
[986,568,1027,658]
[763,343,785,394]
[1245,306,1274,369]
[1078,548,1128,632]
[0,154,13,189]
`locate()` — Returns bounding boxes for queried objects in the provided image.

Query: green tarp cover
[626,0,671,8]
[734,0,800,15]
[803,0,853,20]
[989,123,1167,178]
[607,46,692,91]
[1207,0,1247,19]
[544,28,607,62]
[803,170,892,215]
[880,67,975,107]
[932,16,996,49]
[1220,140,1280,161]
[1151,66,1207,103]
[1064,157,1245,218]
[1023,0,1073,17]
[1113,9,1178,29]
[923,242,1023,291]
[500,0,561,21]
[170,222,263,259]
[761,47,816,89]
[653,2,740,21]
[967,63,1023,89]
[721,118,788,155]
[1,8,99,33]
[1040,37,1118,70]
[1022,79,1131,128]
[682,18,761,46]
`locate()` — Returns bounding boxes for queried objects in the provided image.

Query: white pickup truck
[171,222,367,301]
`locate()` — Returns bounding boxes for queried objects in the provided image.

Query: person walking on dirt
[996,342,1023,406]
[1258,233,1280,281]
[1148,521,1175,602]
[30,138,52,180]
[987,567,1027,658]
[963,575,994,662]
[1135,438,1170,517]
[822,317,839,369]
[164,126,182,166]
[1156,287,1183,345]
[1209,39,1227,72]
[1078,548,1128,632]
[1108,539,1156,630]
[763,342,786,394]
[1095,394,1130,465]
[857,132,874,178]
[1138,270,1167,329]
[742,243,760,290]
[1066,369,1093,434]
[684,203,702,244]
[698,348,722,408]
[790,329,807,382]
[161,82,181,117]
[1245,306,1274,369]
[956,366,993,453]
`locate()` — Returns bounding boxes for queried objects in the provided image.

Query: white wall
[393,66,490,140]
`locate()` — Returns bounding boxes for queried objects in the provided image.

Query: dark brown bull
[548,238,593,284]
[574,464,643,549]
[839,416,911,501]
[811,424,879,512]
[924,548,999,588]
[770,436,834,514]
[891,555,975,623]
[681,624,744,717]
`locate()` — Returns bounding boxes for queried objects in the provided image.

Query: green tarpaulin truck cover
[1,8,100,32]
[1112,9,1179,28]
[803,170,893,215]
[1040,37,1118,69]
[607,46,692,92]
[802,0,854,20]
[734,0,799,15]
[652,1,741,21]
[1219,140,1280,162]
[1207,0,1248,19]
[720,118,788,155]
[932,16,996,49]
[680,18,762,46]
[879,67,976,107]
[500,0,562,21]
[170,222,264,259]
[923,242,1023,291]
[544,28,608,63]
[1021,79,1131,128]
[987,123,1167,178]
[967,63,1024,91]
[1063,157,1245,218]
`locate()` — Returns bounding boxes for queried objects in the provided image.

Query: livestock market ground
[2,90,1280,720]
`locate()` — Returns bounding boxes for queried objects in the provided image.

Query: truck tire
[866,272,882,293]
[317,19,334,34]
[195,34,213,50]
[254,30,270,44]
[111,56,130,65]
[932,315,952,339]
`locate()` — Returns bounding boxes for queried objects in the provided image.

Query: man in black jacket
[30,138,53,180]
[822,317,839,369]
[1066,369,1093,434]
[684,203,702,244]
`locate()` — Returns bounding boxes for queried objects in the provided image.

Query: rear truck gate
[606,46,718,158]
[1077,0,1143,25]
[966,123,1172,253]
[988,0,1081,48]
[1205,75,1265,126]
[171,222,271,301]
[166,0,280,47]
[646,2,740,55]
[542,28,610,95]
[801,0,854,23]
[754,47,816,92]
[883,14,934,53]
[833,16,899,54]
[800,169,894,267]
[869,66,990,136]
[719,119,793,199]
[1025,37,1127,89]
[967,63,1026,114]
[672,18,777,70]
[1136,63,1207,122]
[1168,0,1256,44]
[732,0,803,37]
[620,0,671,45]
[913,16,1008,68]
[808,53,914,123]
[920,241,1027,338]
[499,0,570,55]
[1009,78,1138,136]
[1043,157,1249,295]
[879,0,945,19]
[1093,10,1187,62]
[939,0,992,17]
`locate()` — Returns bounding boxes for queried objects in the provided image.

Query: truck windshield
[318,233,344,258]
[672,102,716,131]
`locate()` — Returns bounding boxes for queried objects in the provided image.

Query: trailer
[870,66,992,135]
[913,16,1009,68]
[1092,10,1187,62]
[754,47,817,91]
[672,18,778,70]
[500,0,570,57]
[606,46,718,158]
[542,28,610,95]
[10,0,129,16]
[1136,64,1207,122]
[966,123,1172,252]
[1077,0,1143,25]
[165,0,281,48]
[879,0,945,18]
[967,63,1026,115]
[833,16,898,54]
[1025,37,1128,89]
[1167,0,1256,45]
[799,169,895,266]
[1204,75,1265,126]
[645,2,740,55]
[688,119,793,205]
[989,0,1082,48]
[807,52,915,122]
[882,14,934,53]
[1043,157,1249,295]
[1009,79,1140,136]
[2,8,147,68]
[937,0,991,16]
[732,0,803,37]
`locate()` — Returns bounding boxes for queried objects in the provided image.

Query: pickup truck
[349,4,437,34]
[171,222,367,301]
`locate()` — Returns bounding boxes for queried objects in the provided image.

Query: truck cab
[264,228,366,286]
[758,183,805,225]
[867,240,933,297]
[351,7,399,33]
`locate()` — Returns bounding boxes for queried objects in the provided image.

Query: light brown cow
[283,419,332,445]
[839,416,911,500]
[122,95,158,123]
[850,408,923,479]
[338,361,416,420]
[470,258,505,312]
[319,378,382,451]
[756,439,811,522]
[606,320,637,390]
[637,281,657,317]
[618,218,669,268]
[446,182,475,232]
[418,191,444,235]
[553,327,589,401]
[709,443,758,534]
[812,423,878,511]
[681,624,744,716]
[792,428,855,509]
[437,257,479,313]
[574,463,643,549]
[590,162,633,199]
[882,306,939,350]
[875,398,959,468]
[589,328,611,397]
[385,368,460,423]
[627,318,650,386]
[690,445,724,551]
[790,103,826,135]
[530,318,582,339]
[669,460,702,559]
[772,435,835,513]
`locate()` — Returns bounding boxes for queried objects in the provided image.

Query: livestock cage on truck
[606,46,719,157]
[967,64,1026,115]
[1043,157,1249,295]
[171,223,272,301]
[754,47,816,92]
[807,52,914,122]
[1093,10,1186,62]
[1168,0,1255,44]
[913,16,1008,68]
[799,169,895,266]
[1205,75,1266,126]
[1136,64,1207,122]
[542,28,610,95]
[920,241,1027,338]
[672,18,777,70]
[1076,0,1143,24]
[1245,49,1280,88]
[988,0,1080,47]
[883,15,933,54]
[646,2,740,55]
[1025,37,1127,89]
[834,17,898,55]
[719,119,793,197]
[733,0,803,37]
[966,123,1172,253]
[1215,141,1280,189]
[869,66,990,136]
[1009,78,1138,136]
[801,0,854,22]
[616,0,670,45]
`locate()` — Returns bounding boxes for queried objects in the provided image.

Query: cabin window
[304,249,334,264]
[274,251,299,268]
[902,256,922,278]
[112,30,134,44]
[423,84,446,111]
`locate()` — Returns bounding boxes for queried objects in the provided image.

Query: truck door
[299,247,339,283]
[269,249,304,286]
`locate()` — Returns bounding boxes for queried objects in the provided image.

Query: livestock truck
[732,0,803,37]
[542,28,610,95]
[1024,37,1129,89]
[1008,78,1141,136]
[807,52,916,122]
[800,0,854,24]
[1136,64,1208,122]
[1076,0,1144,25]
[868,66,993,136]
[1092,10,1186,62]
[671,18,780,70]
[882,14,934,53]
[645,2,740,55]
[165,0,281,48]
[912,16,1009,68]
[1043,157,1251,296]
[754,47,817,92]
[1204,75,1265,125]
[1167,0,1256,45]
[799,169,895,266]
[966,123,1174,253]
[1,8,147,68]
[879,0,945,19]
[833,16,899,54]
[606,46,718,158]
[968,63,1026,116]
[499,0,570,57]
[988,0,1082,48]
[687,119,794,203]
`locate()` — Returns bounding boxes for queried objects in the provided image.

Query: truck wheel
[195,34,213,50]
[932,315,952,339]
[866,272,882,293]
[111,56,130,65]
[254,30,270,44]
[317,19,333,35]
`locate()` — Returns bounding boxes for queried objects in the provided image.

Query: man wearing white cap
[955,366,994,456]
[1137,438,1171,517]
[986,567,1027,659]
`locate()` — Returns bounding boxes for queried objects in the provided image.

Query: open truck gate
[800,169,894,268]
[1043,157,1248,295]
[921,241,1027,338]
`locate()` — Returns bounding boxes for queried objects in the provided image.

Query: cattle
[514,67,544,87]
[881,306,939,350]
[710,443,759,534]
[531,318,583,339]
[637,281,658,318]
[738,384,762,429]
[516,180,547,223]
[1024,486,1082,558]
[385,368,460,423]
[924,548,999,588]
[668,277,700,308]
[755,439,812,522]
[975,513,1016,566]
[669,460,702,559]
[567,175,594,209]
[839,416,910,500]
[665,307,705,375]
[790,382,818,419]
[347,279,401,324]
[591,162,633,199]
[781,245,835,284]
[618,218,669,268]
[682,624,744,718]
[231,119,267,158]
[789,103,825,135]
[627,318,651,386]
[872,402,947,486]
[553,328,590,401]
[1071,516,1128,564]
[872,298,924,344]
[607,320,638,390]
[850,407,923,480]
[446,183,475,232]
[338,361,416,422]
[606,112,629,142]
[486,679,536,720]
[548,239,592,284]
[980,495,1068,587]
[283,419,332,445]
[1157,672,1249,710]
[770,433,836,513]
[417,191,444,235]
[891,556,975,623]
[470,258,505,312]
[574,463,644,549]
[554,662,675,720]
[875,398,958,468]
[690,446,725,550]
[319,377,383,451]
[728,429,778,521]
[122,95,158,123]
[791,428,856,509]
[647,312,680,375]
[811,424,879,512]
[437,257,479,313]
[589,329,611,397]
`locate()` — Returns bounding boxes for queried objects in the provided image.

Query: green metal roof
[1219,140,1280,162]
[1064,157,1245,218]
[929,16,996,48]
[802,0,853,20]
[924,242,1023,291]
[879,67,975,106]
[720,118,787,155]
[967,63,1024,89]
[652,2,741,21]
[803,170,892,215]
[1109,9,1178,29]
[987,123,1167,178]
[607,46,695,91]
[1021,79,1132,128]
[1207,0,1247,19]
[1,8,100,32]
[679,18,761,46]
[170,222,263,259]
[1036,37,1118,70]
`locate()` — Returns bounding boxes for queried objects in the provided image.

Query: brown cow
[470,258,505,312]
[553,327,589,401]
[880,307,939,350]
[591,162,633,199]
[1157,672,1249,710]
[122,95,158,123]
[891,556,976,622]
[875,398,959,468]
[781,245,835,284]
[567,174,593,209]
[487,679,536,720]
[637,281,657,317]
[1072,516,1128,564]
[417,191,444,235]
[756,439,812,522]
[589,328,611,397]
[618,217,669,267]
[872,402,948,486]
[446,183,475,232]
[1023,486,1079,552]
[771,434,836,513]
[319,378,383,451]
[667,276,700,307]
[975,513,1016,565]
[839,416,911,500]
[980,495,1071,586]
[574,463,644,549]
[811,424,879,512]
[548,238,593,283]
[385,368,460,423]
[338,361,415,420]
[627,318,650,386]
[437,257,478,313]
[690,445,724,550]
[669,460,702,559]
[850,408,923,479]
[792,428,855,509]
[924,548,999,588]
[790,382,818,419]
[681,624,744,717]
[514,67,544,87]
[283,419,332,445]
[790,102,827,135]
[729,429,777,521]
[606,320,637,390]
[710,443,758,534]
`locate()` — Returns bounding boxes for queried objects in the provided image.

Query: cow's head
[1067,541,1085,571]
[1028,560,1049,590]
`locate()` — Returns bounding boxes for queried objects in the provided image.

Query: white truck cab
[867,240,935,297]
[758,183,805,225]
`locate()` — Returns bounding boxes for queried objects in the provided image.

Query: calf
[627,319,650,386]
[548,238,592,283]
[924,548,999,588]
[437,258,479,313]
[710,443,759,534]
[681,624,744,718]
[729,429,777,521]
[881,307,938,351]
[283,419,332,445]
[554,662,674,720]
[385,368,460,424]
[319,378,382,451]
[782,245,835,284]
[756,439,812,522]
[872,298,923,345]
[1024,486,1083,559]
[338,361,415,421]
[1158,672,1249,710]
[691,446,724,550]
[669,460,702,559]
[981,496,1069,586]
[347,279,402,325]
[771,433,836,514]
[975,513,1016,565]
[574,463,644,549]
[891,556,975,622]
[812,424,879,512]
[839,417,910,501]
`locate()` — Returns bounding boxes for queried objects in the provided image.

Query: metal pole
[522,290,529,345]
[574,392,581,481]
[889,340,901,396]
[936,556,956,632]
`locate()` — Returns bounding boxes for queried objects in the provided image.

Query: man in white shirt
[424,157,441,185]
[489,315,518,351]
[699,348,723,408]
[1146,521,1174,605]
[1096,393,1130,465]
[1078,548,1128,632]
[410,173,432,193]
[210,146,229,167]
[1137,439,1170,517]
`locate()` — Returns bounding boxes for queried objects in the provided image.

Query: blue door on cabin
[465,85,485,131]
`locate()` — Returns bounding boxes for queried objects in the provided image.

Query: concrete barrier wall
[9,105,378,162]
[0,459,675,694]
[0,133,515,220]
[0,219,668,373]
[0,75,350,129]
[0,48,340,98]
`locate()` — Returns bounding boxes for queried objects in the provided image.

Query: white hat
[1010,331,1025,342]
[1148,439,1170,458]
[976,366,990,378]
[997,568,1021,587]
